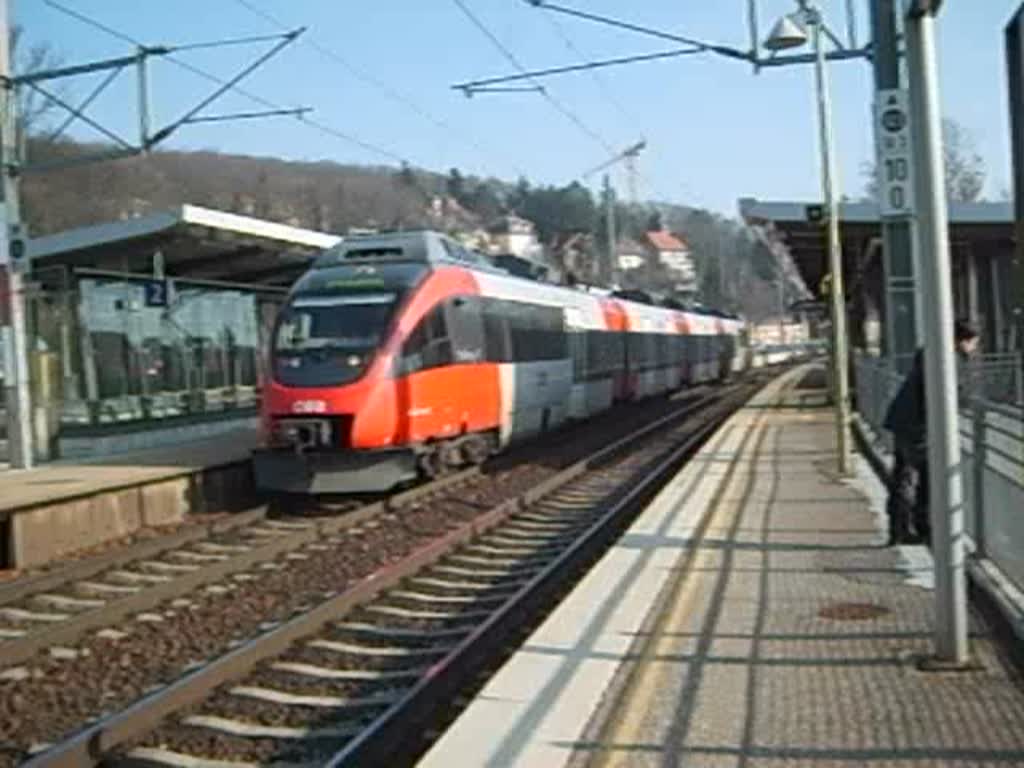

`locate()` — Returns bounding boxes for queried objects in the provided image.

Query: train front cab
[255,264,502,494]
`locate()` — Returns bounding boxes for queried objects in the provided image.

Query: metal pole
[812,6,852,475]
[871,0,920,370]
[905,4,969,666]
[0,0,34,469]
[1006,8,1024,399]
[747,0,761,72]
[604,173,617,284]
[777,268,786,345]
[137,46,151,150]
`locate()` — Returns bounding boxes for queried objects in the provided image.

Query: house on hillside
[454,227,493,252]
[615,237,646,272]
[645,229,697,295]
[488,214,540,259]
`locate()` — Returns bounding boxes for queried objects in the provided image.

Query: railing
[854,352,1024,595]
[886,352,1023,407]
[966,354,1024,407]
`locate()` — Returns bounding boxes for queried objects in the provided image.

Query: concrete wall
[5,460,254,569]
[58,416,259,460]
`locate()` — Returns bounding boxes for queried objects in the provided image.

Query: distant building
[488,214,539,259]
[645,230,695,279]
[615,237,646,272]
[644,229,697,296]
[454,227,492,252]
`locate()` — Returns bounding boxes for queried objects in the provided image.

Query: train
[253,230,750,494]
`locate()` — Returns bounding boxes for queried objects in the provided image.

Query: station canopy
[739,197,1013,296]
[27,204,342,288]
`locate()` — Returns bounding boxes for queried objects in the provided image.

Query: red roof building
[645,230,688,252]
[644,230,696,289]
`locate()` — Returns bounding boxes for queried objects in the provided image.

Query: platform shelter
[3,205,339,461]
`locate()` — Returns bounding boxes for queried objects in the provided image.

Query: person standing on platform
[883,320,980,546]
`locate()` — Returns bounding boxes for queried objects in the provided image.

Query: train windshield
[273,292,398,387]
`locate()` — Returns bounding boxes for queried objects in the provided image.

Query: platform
[0,428,258,570]
[420,363,1024,768]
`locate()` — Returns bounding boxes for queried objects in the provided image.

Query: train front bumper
[252,447,418,494]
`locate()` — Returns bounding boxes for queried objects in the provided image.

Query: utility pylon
[0,3,305,468]
[584,140,646,204]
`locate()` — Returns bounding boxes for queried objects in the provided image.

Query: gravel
[0,394,698,766]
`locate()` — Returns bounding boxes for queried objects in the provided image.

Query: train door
[397,301,464,443]
[601,300,631,401]
[502,301,570,441]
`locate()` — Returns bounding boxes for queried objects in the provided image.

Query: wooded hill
[22,137,805,320]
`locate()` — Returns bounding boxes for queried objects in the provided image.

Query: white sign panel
[875,89,915,218]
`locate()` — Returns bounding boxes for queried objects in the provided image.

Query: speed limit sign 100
[876,89,916,218]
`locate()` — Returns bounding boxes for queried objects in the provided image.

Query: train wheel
[418,448,443,479]
[438,440,464,471]
[461,434,491,466]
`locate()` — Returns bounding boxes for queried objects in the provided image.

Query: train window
[481,299,510,362]
[507,302,534,362]
[478,299,568,364]
[272,292,398,388]
[399,304,453,374]
[446,296,485,364]
[399,323,428,374]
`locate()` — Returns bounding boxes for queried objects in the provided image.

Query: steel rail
[328,382,759,766]
[0,467,480,669]
[22,376,770,768]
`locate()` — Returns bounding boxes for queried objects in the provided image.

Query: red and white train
[254,231,749,494]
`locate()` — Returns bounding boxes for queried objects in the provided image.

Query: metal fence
[855,352,1024,595]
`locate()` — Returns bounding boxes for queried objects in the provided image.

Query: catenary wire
[452,0,617,157]
[230,0,528,179]
[44,0,408,163]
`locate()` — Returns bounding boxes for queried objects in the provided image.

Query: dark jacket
[883,349,926,447]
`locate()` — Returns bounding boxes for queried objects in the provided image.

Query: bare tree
[11,25,65,135]
[942,119,986,202]
[862,117,986,202]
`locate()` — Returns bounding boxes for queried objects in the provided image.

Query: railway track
[0,473,471,671]
[20,374,769,768]
[0,384,725,765]
[0,386,717,674]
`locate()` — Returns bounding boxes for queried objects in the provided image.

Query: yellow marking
[593,369,802,767]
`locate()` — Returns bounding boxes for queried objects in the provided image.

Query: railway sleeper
[407,575,529,593]
[386,589,510,607]
[270,661,425,682]
[430,563,541,580]
[31,593,106,611]
[308,639,455,658]
[450,551,554,569]
[363,604,494,622]
[181,714,362,741]
[229,685,402,710]
[333,622,473,642]
[480,531,578,549]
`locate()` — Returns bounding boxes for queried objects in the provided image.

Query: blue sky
[17,1,1023,216]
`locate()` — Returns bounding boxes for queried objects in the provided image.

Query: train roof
[305,229,739,323]
[313,230,503,274]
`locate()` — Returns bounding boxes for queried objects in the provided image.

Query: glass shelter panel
[73,275,281,426]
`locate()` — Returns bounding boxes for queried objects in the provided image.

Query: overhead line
[454,48,703,92]
[451,0,617,156]
[542,12,633,128]
[530,1,750,62]
[541,10,691,205]
[232,0,528,178]
[43,0,408,164]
